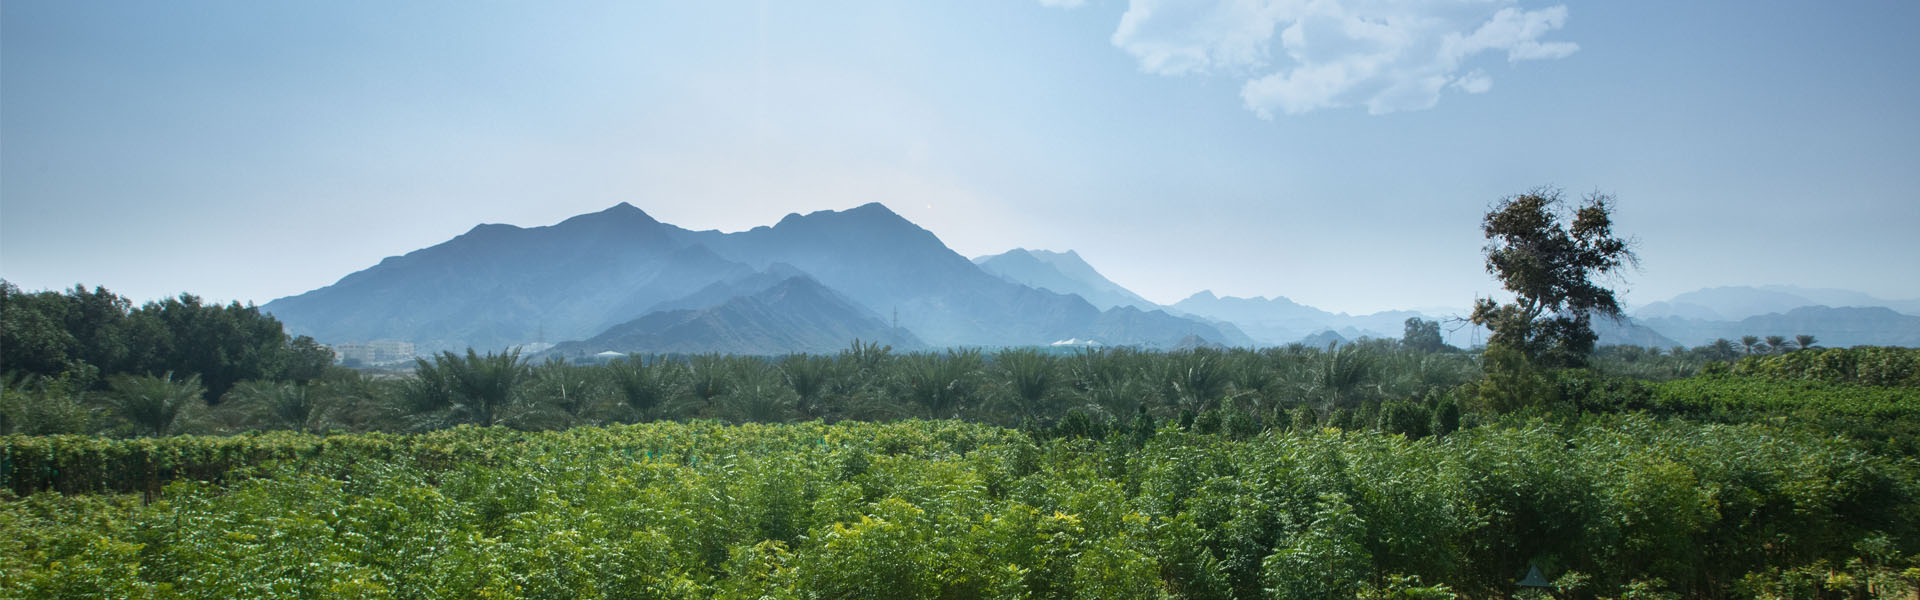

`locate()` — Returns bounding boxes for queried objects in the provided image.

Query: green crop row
[0,420,1018,497]
[4,417,1917,600]
[1727,346,1920,388]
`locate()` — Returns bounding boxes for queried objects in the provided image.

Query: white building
[332,340,417,366]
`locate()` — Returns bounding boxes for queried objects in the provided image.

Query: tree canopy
[1401,317,1445,352]
[1470,188,1635,367]
[0,281,331,401]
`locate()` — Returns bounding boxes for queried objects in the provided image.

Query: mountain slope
[1759,285,1920,316]
[549,276,922,356]
[972,249,1158,311]
[679,203,1081,346]
[1171,291,1423,345]
[1590,315,1681,348]
[682,203,1246,347]
[262,203,749,352]
[1087,306,1255,348]
[639,263,811,315]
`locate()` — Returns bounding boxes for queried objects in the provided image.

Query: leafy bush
[1731,346,1920,387]
[1,417,1914,598]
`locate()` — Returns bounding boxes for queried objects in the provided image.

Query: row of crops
[5,347,1920,599]
[4,413,1918,599]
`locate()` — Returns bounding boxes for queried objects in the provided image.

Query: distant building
[332,340,417,366]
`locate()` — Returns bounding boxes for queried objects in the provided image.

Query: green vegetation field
[5,292,1920,600]
[4,415,1917,600]
[8,349,1920,600]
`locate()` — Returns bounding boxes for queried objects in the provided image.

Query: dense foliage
[4,416,1917,600]
[0,281,332,404]
[5,337,1501,438]
[1470,189,1635,368]
[6,276,1920,597]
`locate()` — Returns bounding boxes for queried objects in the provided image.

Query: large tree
[1402,317,1445,353]
[1470,188,1635,367]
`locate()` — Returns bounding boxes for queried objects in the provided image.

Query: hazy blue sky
[4,1,1917,315]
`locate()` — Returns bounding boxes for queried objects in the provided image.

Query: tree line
[0,281,333,398]
[0,280,1899,442]
[0,281,332,436]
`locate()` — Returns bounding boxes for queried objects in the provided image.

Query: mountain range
[264,203,1245,356]
[1631,285,1920,321]
[1622,286,1920,347]
[1169,291,1427,345]
[263,203,1920,356]
[1638,306,1920,348]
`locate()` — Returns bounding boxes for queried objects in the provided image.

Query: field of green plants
[4,346,1919,599]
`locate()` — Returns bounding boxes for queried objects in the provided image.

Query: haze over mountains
[1633,285,1920,322]
[548,275,924,357]
[262,204,1920,357]
[973,249,1159,312]
[1169,291,1428,347]
[263,203,1245,356]
[1627,286,1920,348]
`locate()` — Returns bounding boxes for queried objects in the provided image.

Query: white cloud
[1453,69,1492,93]
[1108,0,1578,118]
[1111,0,1289,75]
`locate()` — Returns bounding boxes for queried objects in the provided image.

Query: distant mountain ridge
[264,202,1245,353]
[1170,291,1429,345]
[1641,306,1920,348]
[262,203,1919,355]
[1625,286,1920,348]
[547,276,922,356]
[262,203,751,351]
[1634,285,1920,321]
[972,249,1159,311]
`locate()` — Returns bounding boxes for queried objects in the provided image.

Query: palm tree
[1311,343,1376,411]
[409,349,531,428]
[103,373,204,436]
[1165,349,1227,412]
[995,348,1057,419]
[686,354,734,415]
[609,355,676,420]
[1765,335,1789,355]
[1710,339,1736,361]
[221,380,333,434]
[1740,335,1762,356]
[1795,334,1818,351]
[1066,348,1149,418]
[720,361,793,424]
[838,339,894,389]
[2,374,92,435]
[528,356,607,429]
[778,354,836,418]
[899,350,981,419]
